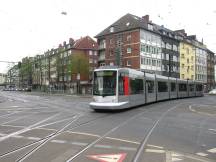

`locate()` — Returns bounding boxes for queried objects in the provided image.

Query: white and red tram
[89,67,203,110]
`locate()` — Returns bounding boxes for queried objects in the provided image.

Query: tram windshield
[93,71,117,96]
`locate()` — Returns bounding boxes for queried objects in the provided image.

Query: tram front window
[93,71,117,96]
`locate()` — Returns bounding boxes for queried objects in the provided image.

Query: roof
[73,36,98,50]
[95,13,160,38]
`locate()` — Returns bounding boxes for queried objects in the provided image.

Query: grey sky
[0,0,215,73]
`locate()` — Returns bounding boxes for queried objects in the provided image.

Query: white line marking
[13,135,23,138]
[106,137,140,144]
[118,146,137,151]
[67,131,140,144]
[207,148,216,153]
[51,140,66,144]
[172,157,183,161]
[208,129,216,132]
[27,137,41,140]
[11,106,19,108]
[172,153,182,157]
[147,144,164,149]
[94,144,112,149]
[145,149,165,153]
[1,124,25,128]
[67,131,100,137]
[35,116,75,129]
[196,152,208,157]
[71,142,88,146]
[0,113,60,142]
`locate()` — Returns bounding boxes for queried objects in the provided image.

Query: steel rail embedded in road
[132,103,182,162]
[0,112,112,160]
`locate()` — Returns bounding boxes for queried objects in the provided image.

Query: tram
[89,66,204,110]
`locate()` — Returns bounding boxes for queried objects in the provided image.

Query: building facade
[30,36,98,94]
[96,13,182,78]
[206,49,215,90]
[96,14,164,74]
[0,73,7,84]
[179,41,196,80]
[158,27,180,78]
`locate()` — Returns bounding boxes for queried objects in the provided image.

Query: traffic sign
[87,153,126,162]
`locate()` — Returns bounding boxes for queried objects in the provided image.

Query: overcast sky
[0,0,216,73]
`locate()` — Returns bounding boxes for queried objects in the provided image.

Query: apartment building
[96,13,181,77]
[206,49,215,90]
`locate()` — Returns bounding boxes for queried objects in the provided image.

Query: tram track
[63,102,182,162]
[0,111,113,161]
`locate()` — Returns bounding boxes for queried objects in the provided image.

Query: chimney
[142,15,149,23]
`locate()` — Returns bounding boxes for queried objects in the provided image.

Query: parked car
[209,89,216,95]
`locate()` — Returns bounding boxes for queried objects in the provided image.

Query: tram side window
[179,83,187,91]
[189,84,194,91]
[196,84,203,91]
[171,83,176,92]
[130,78,144,94]
[158,81,168,92]
[146,80,154,93]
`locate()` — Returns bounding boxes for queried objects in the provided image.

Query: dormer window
[148,24,153,31]
[110,27,114,33]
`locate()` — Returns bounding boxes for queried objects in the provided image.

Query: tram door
[129,76,145,106]
[118,73,129,104]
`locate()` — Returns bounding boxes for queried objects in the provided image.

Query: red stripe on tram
[124,76,129,95]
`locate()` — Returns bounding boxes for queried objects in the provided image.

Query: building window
[89,51,93,55]
[181,54,184,58]
[110,27,114,33]
[110,38,113,45]
[186,48,189,54]
[127,47,132,54]
[182,74,185,79]
[127,35,131,42]
[182,64,185,68]
[127,60,131,66]
[152,60,156,66]
[187,59,189,63]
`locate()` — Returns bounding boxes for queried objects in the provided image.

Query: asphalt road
[0,91,215,162]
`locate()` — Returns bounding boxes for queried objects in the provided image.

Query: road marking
[2,124,25,128]
[13,135,23,138]
[68,131,140,144]
[145,149,165,153]
[67,131,100,137]
[207,148,216,153]
[106,137,140,145]
[71,142,88,146]
[95,144,113,149]
[87,153,127,162]
[36,116,76,129]
[196,152,208,157]
[147,144,164,149]
[0,113,60,142]
[118,146,136,151]
[172,157,183,161]
[51,140,66,144]
[11,106,19,108]
[27,137,41,140]
[208,129,216,132]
